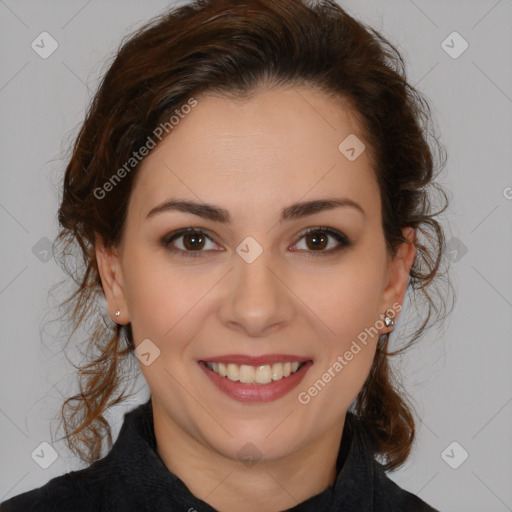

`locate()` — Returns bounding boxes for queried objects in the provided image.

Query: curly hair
[53,0,454,471]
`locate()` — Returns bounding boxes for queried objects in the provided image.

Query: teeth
[227,363,239,381]
[255,365,272,384]
[205,361,304,384]
[218,362,227,377]
[271,362,283,380]
[239,364,255,383]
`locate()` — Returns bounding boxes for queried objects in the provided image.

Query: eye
[291,226,351,257]
[161,228,220,258]
[161,226,351,258]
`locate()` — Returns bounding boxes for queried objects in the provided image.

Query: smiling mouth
[201,360,309,385]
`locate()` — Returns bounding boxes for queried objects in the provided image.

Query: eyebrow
[146,198,366,224]
[146,197,366,223]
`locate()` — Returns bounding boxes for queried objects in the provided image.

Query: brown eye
[162,226,351,259]
[292,227,351,256]
[182,231,206,250]
[162,228,219,258]
[304,231,329,251]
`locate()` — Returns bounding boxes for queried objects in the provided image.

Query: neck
[152,400,345,512]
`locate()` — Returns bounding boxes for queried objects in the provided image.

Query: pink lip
[198,354,310,366]
[198,360,313,403]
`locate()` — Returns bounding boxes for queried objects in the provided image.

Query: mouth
[198,355,313,403]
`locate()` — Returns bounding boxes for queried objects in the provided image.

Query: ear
[378,227,416,333]
[95,235,129,325]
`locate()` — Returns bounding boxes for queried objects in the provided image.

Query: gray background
[1,1,511,510]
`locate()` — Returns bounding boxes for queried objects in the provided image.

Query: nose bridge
[235,247,275,298]
[218,236,294,335]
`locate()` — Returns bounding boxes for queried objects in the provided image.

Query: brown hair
[54,0,454,471]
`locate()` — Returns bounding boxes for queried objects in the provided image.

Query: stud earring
[114,310,121,322]
[384,314,395,329]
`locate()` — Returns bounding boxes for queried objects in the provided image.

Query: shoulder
[1,401,154,512]
[0,457,110,512]
[345,413,440,512]
[372,460,440,512]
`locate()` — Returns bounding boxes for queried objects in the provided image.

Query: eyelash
[160,226,351,259]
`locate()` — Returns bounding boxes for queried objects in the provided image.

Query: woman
[0,0,453,510]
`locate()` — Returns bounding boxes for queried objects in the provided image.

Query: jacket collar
[99,399,374,511]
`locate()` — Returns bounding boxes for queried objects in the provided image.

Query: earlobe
[95,236,128,324]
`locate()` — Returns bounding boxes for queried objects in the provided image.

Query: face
[96,85,415,464]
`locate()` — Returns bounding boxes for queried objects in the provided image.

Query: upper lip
[198,354,312,366]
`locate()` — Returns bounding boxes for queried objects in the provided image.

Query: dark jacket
[0,399,440,511]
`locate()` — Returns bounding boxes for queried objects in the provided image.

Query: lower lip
[198,361,313,403]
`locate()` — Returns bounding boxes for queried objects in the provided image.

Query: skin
[96,85,416,512]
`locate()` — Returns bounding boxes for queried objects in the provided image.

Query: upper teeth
[205,361,302,384]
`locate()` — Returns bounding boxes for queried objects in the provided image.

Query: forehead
[129,86,380,223]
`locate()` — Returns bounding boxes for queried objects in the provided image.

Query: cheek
[297,296,380,416]
[305,345,376,421]
[291,252,383,399]
[296,317,378,429]
[122,250,216,348]
[293,256,385,339]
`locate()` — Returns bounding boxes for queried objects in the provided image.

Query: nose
[217,246,296,338]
